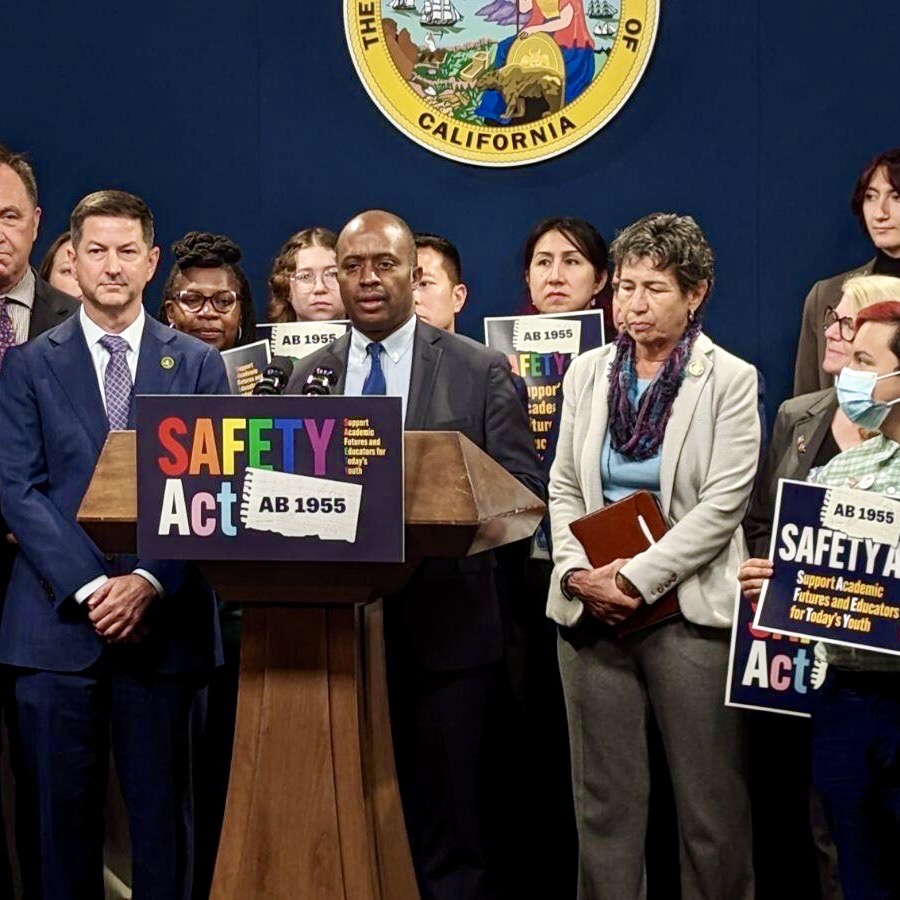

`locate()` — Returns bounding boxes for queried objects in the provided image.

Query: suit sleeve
[133,345,230,594]
[484,356,547,501]
[794,282,823,397]
[619,363,761,602]
[0,347,106,605]
[548,360,593,577]
[742,401,791,558]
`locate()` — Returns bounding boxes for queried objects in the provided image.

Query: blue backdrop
[6,2,894,419]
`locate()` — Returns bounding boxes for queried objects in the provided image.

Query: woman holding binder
[548,213,760,899]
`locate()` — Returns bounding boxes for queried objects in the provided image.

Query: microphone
[302,364,342,396]
[253,356,296,395]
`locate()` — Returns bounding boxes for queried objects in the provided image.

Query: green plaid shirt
[811,434,900,671]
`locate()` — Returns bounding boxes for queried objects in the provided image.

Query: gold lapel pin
[161,356,175,370]
[796,435,807,454]
[687,360,704,377]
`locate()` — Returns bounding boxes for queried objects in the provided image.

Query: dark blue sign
[726,586,825,717]
[136,395,404,562]
[753,479,900,657]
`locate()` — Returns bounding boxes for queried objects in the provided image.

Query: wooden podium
[78,430,545,900]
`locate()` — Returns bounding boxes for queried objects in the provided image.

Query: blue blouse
[601,378,662,503]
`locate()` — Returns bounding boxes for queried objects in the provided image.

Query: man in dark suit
[287,210,545,900]
[0,189,227,899]
[0,143,79,602]
[794,147,900,395]
[0,143,79,896]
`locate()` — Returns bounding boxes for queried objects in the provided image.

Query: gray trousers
[558,619,754,900]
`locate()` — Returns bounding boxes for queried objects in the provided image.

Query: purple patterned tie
[99,334,133,430]
[0,298,16,372]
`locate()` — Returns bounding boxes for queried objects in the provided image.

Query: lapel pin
[161,356,175,370]
[687,360,704,377]
[859,474,876,490]
[796,435,807,455]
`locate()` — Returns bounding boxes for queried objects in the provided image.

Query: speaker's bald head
[335,209,421,341]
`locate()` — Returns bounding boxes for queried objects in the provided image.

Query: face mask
[836,367,900,429]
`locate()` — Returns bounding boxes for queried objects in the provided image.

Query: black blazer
[1,271,79,595]
[743,387,836,558]
[287,319,547,671]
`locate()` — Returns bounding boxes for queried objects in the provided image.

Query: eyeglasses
[823,305,855,340]
[173,290,238,313]
[289,268,339,289]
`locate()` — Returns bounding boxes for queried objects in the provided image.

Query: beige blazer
[547,333,761,629]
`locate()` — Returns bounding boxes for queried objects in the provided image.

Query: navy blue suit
[0,312,227,899]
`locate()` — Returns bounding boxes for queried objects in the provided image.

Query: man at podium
[286,210,545,900]
[0,190,228,899]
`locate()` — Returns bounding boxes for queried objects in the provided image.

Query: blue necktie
[362,342,386,395]
[99,334,133,430]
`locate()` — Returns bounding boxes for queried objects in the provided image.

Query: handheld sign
[726,585,827,718]
[221,340,271,395]
[753,479,900,656]
[268,321,351,361]
[136,396,403,562]
[484,310,606,460]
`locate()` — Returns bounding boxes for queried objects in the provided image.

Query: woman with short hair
[549,212,759,899]
[159,231,256,351]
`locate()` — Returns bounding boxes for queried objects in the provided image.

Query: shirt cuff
[133,568,165,598]
[73,575,109,604]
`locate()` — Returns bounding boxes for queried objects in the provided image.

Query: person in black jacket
[287,209,546,900]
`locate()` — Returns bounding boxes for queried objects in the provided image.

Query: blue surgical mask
[836,366,900,429]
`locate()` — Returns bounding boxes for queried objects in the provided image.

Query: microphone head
[252,356,296,395]
[302,365,340,396]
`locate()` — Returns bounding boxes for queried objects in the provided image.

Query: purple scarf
[607,318,703,460]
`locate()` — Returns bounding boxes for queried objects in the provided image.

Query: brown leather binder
[569,490,681,638]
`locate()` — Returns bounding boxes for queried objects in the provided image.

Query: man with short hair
[287,210,545,900]
[794,147,900,395]
[413,232,468,332]
[0,144,79,588]
[0,189,227,899]
[0,143,78,897]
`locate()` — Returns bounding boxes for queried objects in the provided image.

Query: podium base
[211,602,418,899]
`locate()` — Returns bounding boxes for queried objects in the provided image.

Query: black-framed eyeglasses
[173,290,238,313]
[823,305,855,340]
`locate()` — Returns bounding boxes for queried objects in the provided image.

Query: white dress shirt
[74,305,163,603]
[343,314,416,420]
[1,267,35,345]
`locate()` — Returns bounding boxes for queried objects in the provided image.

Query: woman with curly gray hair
[548,213,759,898]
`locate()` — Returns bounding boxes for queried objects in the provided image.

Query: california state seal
[344,0,659,167]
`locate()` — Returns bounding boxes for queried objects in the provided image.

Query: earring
[688,307,695,324]
[237,325,243,341]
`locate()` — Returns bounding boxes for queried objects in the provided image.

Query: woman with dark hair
[549,213,759,898]
[159,231,256,351]
[267,226,344,322]
[37,230,81,299]
[522,216,612,327]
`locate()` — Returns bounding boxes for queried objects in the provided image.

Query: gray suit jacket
[285,319,547,670]
[743,387,836,558]
[547,333,761,629]
[793,260,874,396]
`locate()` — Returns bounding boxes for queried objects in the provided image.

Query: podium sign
[136,395,404,562]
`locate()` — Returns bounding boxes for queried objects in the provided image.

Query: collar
[1,267,35,309]
[874,250,900,278]
[79,304,146,351]
[349,313,417,364]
